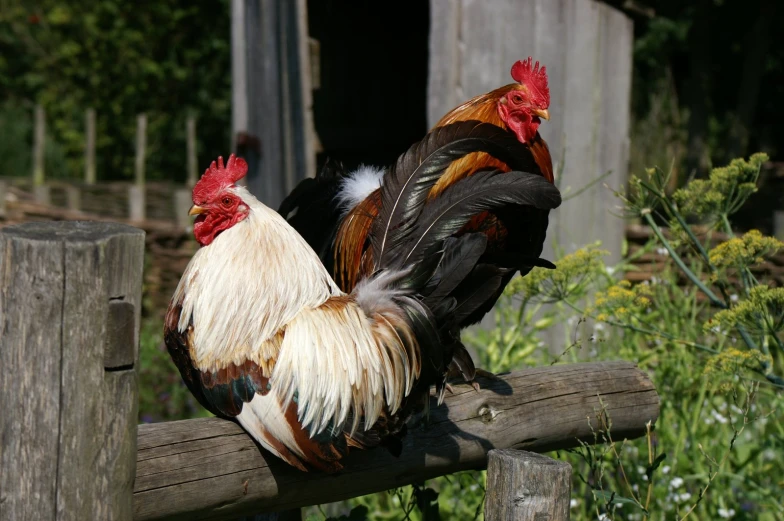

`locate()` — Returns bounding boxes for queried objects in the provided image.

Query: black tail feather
[386,170,560,271]
[372,121,540,269]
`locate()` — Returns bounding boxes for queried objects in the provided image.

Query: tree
[0,0,232,182]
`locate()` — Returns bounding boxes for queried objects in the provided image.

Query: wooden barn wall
[428,0,633,262]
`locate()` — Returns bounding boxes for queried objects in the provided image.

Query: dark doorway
[307,1,430,172]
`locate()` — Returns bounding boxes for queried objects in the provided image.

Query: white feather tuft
[352,268,411,316]
[335,165,385,214]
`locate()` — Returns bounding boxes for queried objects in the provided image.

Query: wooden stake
[135,113,147,188]
[0,221,145,521]
[32,105,45,187]
[484,450,573,521]
[131,114,147,221]
[186,115,198,187]
[85,108,96,184]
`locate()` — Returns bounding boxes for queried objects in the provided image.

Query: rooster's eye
[222,197,232,206]
[513,95,523,104]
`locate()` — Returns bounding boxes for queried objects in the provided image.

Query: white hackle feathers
[335,165,384,214]
[173,186,340,372]
[175,185,421,440]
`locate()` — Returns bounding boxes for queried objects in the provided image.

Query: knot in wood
[478,403,500,423]
[513,486,532,505]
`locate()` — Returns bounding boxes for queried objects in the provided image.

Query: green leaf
[646,452,667,481]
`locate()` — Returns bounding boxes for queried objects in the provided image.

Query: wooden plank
[233,0,312,206]
[484,450,572,521]
[426,0,461,128]
[85,108,97,184]
[595,2,633,263]
[0,222,145,521]
[133,361,659,520]
[297,0,317,180]
[33,104,45,187]
[231,0,249,154]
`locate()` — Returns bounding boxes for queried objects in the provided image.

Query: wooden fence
[25,106,196,226]
[0,221,660,521]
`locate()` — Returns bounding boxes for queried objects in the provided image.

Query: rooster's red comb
[192,154,248,204]
[510,57,550,107]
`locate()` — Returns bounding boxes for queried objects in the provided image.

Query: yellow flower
[505,245,608,302]
[673,153,767,218]
[708,285,784,334]
[709,230,783,270]
[592,280,653,322]
[703,347,772,391]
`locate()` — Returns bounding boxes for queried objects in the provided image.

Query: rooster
[281,57,554,321]
[166,124,560,472]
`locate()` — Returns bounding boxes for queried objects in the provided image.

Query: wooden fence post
[186,114,198,187]
[174,189,193,231]
[130,113,147,221]
[65,184,81,211]
[32,104,51,204]
[774,210,784,241]
[484,450,572,521]
[0,221,145,521]
[0,180,6,218]
[32,104,45,187]
[85,108,97,185]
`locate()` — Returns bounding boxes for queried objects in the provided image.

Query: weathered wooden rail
[0,222,660,521]
[135,361,657,520]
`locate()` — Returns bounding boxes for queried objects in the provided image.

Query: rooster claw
[445,383,455,395]
[467,368,501,391]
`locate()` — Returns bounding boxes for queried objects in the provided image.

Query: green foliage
[0,0,231,182]
[138,320,210,423]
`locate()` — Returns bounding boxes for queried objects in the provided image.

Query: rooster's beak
[533,108,550,121]
[188,205,206,216]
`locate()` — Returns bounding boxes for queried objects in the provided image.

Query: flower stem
[642,213,726,309]
[561,298,719,354]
